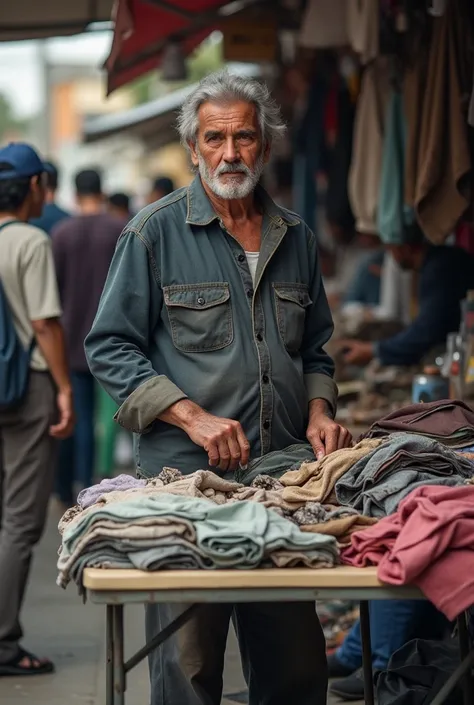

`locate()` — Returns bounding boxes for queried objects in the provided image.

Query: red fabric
[455,221,474,256]
[106,0,228,94]
[342,485,474,620]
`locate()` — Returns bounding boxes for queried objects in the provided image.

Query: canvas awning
[0,0,114,41]
[105,0,266,94]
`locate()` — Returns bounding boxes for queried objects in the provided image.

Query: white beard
[197,150,265,200]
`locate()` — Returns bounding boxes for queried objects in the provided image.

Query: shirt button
[262,374,269,384]
[256,333,263,342]
[247,289,253,298]
[197,297,205,305]
[263,419,270,430]
[238,254,245,263]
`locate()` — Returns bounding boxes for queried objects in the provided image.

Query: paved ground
[1,501,361,705]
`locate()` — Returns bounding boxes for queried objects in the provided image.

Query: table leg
[106,605,114,705]
[359,601,375,705]
[113,605,125,705]
[457,612,474,705]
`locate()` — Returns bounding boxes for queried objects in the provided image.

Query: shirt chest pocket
[163,283,234,353]
[273,283,312,354]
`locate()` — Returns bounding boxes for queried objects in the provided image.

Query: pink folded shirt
[342,485,474,620]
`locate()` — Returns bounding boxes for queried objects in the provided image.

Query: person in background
[51,169,123,509]
[107,191,132,221]
[147,175,175,204]
[0,143,74,677]
[29,160,69,235]
[339,231,474,367]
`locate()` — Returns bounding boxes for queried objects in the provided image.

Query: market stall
[58,399,474,705]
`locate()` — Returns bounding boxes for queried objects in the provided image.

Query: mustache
[215,161,253,176]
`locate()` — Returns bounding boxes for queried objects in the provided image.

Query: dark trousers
[146,601,328,705]
[0,372,57,662]
[56,371,95,505]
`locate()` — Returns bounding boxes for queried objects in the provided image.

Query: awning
[0,0,114,41]
[83,62,261,147]
[105,0,263,94]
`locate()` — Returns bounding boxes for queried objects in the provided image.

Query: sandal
[0,648,54,677]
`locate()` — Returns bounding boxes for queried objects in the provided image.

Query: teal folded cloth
[58,493,339,591]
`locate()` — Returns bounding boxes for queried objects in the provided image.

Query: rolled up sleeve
[301,230,338,415]
[84,230,187,433]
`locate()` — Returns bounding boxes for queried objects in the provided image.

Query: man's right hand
[160,400,250,472]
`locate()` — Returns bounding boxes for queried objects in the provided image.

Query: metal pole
[457,612,474,705]
[113,605,125,705]
[359,601,375,705]
[37,40,52,155]
[106,605,114,705]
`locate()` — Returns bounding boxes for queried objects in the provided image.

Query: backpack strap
[0,219,36,356]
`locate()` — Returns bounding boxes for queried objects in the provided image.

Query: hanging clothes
[326,77,356,235]
[299,0,348,49]
[348,57,392,235]
[404,0,473,244]
[346,0,380,65]
[377,90,415,244]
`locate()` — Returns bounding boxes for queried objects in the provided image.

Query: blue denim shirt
[85,177,337,476]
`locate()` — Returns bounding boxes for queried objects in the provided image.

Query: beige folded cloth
[280,438,383,506]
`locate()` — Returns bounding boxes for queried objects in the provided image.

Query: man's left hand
[307,401,352,460]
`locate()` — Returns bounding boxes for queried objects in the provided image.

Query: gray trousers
[146,601,328,705]
[0,372,57,663]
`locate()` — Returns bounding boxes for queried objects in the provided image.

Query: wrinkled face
[189,100,270,200]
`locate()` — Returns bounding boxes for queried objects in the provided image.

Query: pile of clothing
[362,399,474,448]
[58,490,340,591]
[57,399,474,606]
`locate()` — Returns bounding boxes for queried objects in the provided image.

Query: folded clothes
[335,433,474,518]
[280,439,384,506]
[77,474,146,509]
[58,493,339,590]
[362,399,474,448]
[295,503,377,546]
[342,485,474,620]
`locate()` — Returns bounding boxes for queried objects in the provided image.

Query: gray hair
[177,70,286,150]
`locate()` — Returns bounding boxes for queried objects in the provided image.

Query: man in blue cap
[0,142,74,677]
[30,160,70,235]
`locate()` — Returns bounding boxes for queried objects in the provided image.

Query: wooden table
[83,566,473,705]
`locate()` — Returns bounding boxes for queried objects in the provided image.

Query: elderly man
[86,71,350,705]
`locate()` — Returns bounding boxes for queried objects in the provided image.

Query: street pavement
[0,500,361,705]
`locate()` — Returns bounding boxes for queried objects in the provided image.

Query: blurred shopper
[0,143,74,676]
[107,191,131,221]
[339,233,474,367]
[147,175,175,204]
[30,160,69,235]
[52,169,123,508]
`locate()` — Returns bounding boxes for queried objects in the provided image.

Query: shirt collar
[185,175,300,228]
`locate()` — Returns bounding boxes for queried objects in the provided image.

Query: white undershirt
[245,251,260,284]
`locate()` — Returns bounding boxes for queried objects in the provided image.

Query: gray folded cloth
[335,433,474,517]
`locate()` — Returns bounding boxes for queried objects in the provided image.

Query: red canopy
[105,0,235,94]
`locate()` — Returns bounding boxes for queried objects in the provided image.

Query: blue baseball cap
[0,142,46,181]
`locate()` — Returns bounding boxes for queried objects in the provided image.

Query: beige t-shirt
[0,219,62,371]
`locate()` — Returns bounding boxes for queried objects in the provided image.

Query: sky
[0,32,112,118]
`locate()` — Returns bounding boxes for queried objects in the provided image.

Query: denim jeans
[336,600,449,671]
[56,371,95,505]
